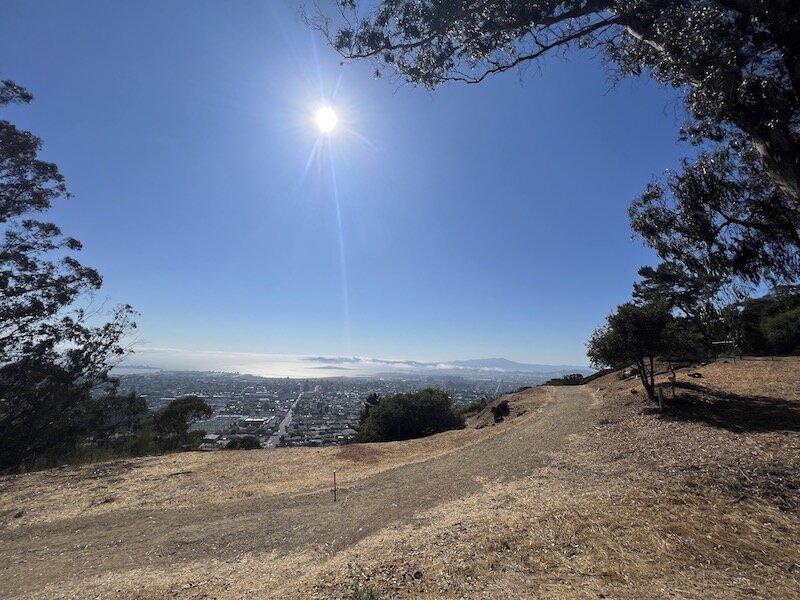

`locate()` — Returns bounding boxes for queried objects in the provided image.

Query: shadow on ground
[652,381,800,433]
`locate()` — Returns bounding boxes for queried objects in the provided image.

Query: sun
[315,105,338,133]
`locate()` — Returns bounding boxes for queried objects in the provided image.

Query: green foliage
[85,393,148,442]
[128,423,158,456]
[225,436,261,450]
[543,372,618,386]
[587,302,674,399]
[724,288,800,355]
[661,319,709,364]
[153,396,213,451]
[315,2,799,195]
[358,392,383,431]
[543,373,587,386]
[0,80,137,472]
[357,388,463,442]
[0,359,149,471]
[633,262,725,346]
[580,369,615,385]
[629,141,800,286]
[454,396,488,417]
[0,359,93,471]
[0,80,136,368]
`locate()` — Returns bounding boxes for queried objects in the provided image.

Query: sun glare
[315,105,338,133]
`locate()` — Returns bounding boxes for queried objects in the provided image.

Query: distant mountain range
[448,358,591,374]
[305,356,592,377]
[116,349,592,379]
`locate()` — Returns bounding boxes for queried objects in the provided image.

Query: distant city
[117,362,590,450]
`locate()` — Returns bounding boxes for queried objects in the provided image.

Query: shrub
[357,388,463,442]
[543,370,613,386]
[455,396,488,417]
[543,373,587,386]
[490,399,510,422]
[226,436,261,450]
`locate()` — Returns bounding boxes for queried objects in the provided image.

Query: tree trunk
[636,358,655,400]
[750,130,800,203]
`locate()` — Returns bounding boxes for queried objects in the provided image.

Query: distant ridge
[119,351,592,378]
[448,358,591,373]
[305,355,592,376]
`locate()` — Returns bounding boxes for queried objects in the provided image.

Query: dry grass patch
[291,469,799,599]
[0,388,552,530]
[588,358,800,517]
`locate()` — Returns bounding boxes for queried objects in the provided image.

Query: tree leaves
[0,80,136,471]
[629,137,800,286]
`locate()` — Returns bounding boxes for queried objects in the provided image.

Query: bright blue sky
[1,1,691,369]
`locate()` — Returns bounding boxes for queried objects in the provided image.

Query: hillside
[1,358,799,598]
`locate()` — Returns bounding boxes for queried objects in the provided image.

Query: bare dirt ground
[1,358,798,599]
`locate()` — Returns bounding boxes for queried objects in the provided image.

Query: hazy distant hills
[115,352,592,379]
[448,358,591,374]
[306,356,593,379]
[307,355,590,374]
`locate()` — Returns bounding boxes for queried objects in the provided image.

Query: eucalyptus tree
[633,262,726,346]
[311,1,800,283]
[314,1,799,199]
[629,138,800,285]
[0,80,136,471]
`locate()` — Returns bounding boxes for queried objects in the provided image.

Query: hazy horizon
[116,348,592,378]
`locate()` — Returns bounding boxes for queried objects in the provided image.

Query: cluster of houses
[194,413,358,450]
[280,423,358,447]
[193,415,277,450]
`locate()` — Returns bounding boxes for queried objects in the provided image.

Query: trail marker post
[333,470,337,502]
[656,387,664,412]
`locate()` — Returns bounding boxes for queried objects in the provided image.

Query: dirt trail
[0,386,596,598]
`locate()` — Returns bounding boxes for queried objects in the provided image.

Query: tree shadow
[655,381,800,433]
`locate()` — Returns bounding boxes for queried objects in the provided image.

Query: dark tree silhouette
[154,396,213,450]
[357,388,463,442]
[0,80,136,471]
[632,262,725,347]
[630,140,800,285]
[587,302,673,399]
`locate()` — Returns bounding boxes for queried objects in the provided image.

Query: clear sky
[1,1,691,370]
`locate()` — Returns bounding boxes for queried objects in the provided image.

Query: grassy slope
[0,358,798,599]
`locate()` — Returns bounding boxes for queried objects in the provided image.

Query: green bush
[543,373,587,386]
[724,287,800,356]
[358,388,464,442]
[225,436,261,450]
[455,396,488,417]
[543,370,613,386]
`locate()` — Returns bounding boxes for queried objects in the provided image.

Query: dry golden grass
[0,405,532,530]
[1,359,798,599]
[295,474,799,599]
[33,463,799,599]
